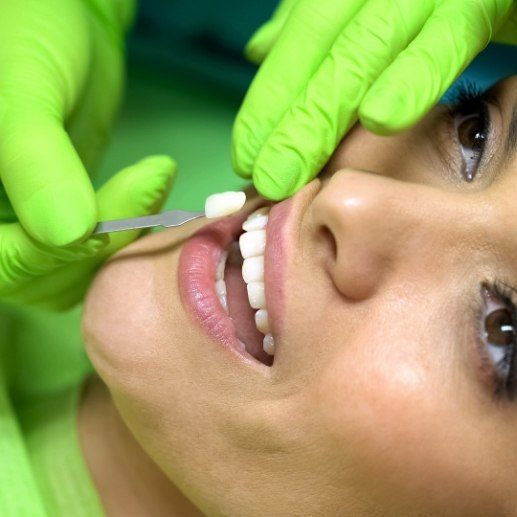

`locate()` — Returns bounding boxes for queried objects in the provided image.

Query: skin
[80,76,517,516]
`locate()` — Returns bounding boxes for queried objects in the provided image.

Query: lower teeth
[263,334,275,355]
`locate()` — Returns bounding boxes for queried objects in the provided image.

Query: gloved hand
[233,0,516,200]
[0,0,135,247]
[0,156,176,310]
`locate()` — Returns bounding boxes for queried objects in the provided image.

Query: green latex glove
[233,0,516,200]
[0,155,175,311]
[0,0,135,247]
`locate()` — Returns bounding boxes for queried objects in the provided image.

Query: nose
[311,169,466,301]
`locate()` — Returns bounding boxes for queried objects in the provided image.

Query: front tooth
[248,207,270,219]
[263,334,275,356]
[242,212,269,232]
[242,256,264,283]
[215,279,226,297]
[254,309,270,334]
[239,230,266,259]
[216,251,228,280]
[247,282,265,309]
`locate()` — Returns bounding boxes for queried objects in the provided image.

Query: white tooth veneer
[247,282,265,309]
[242,256,264,283]
[236,207,276,358]
[239,230,266,259]
[205,191,246,218]
[255,309,270,334]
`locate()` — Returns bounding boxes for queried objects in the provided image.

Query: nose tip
[312,170,412,301]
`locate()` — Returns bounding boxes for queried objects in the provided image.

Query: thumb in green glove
[233,0,516,201]
[0,156,176,311]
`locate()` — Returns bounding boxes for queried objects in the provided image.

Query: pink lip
[179,211,248,360]
[179,194,299,367]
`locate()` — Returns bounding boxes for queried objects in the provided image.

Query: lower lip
[178,209,266,367]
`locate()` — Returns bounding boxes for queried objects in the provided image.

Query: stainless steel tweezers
[92,210,205,235]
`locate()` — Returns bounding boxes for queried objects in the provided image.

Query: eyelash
[444,82,491,181]
[472,281,517,402]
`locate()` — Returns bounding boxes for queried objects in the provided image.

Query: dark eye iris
[480,285,517,400]
[457,114,486,152]
[455,111,488,183]
[485,308,514,346]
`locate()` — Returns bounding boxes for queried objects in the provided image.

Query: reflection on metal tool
[92,210,205,235]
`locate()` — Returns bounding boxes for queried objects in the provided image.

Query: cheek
[81,243,166,386]
[82,260,154,376]
[308,338,502,515]
[81,222,201,388]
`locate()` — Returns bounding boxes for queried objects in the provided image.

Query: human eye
[474,282,517,401]
[446,83,492,183]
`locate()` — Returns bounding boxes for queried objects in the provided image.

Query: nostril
[317,225,337,266]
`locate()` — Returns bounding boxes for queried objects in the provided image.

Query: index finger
[359,0,515,134]
[232,0,366,178]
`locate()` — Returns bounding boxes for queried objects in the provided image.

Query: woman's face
[83,76,517,516]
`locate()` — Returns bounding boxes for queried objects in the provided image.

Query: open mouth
[216,207,274,366]
[179,203,278,369]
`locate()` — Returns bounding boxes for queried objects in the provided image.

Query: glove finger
[0,108,97,247]
[359,0,515,134]
[232,0,366,179]
[5,260,97,310]
[94,155,176,257]
[66,21,125,173]
[48,155,176,310]
[0,155,176,310]
[252,0,431,200]
[245,0,301,64]
[0,222,108,301]
[493,2,517,45]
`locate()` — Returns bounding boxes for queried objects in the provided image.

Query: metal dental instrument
[92,210,205,235]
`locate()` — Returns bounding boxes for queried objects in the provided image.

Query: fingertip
[138,155,177,174]
[253,166,295,201]
[245,21,277,63]
[231,134,253,179]
[77,234,110,256]
[244,40,267,66]
[359,88,410,136]
[128,156,177,213]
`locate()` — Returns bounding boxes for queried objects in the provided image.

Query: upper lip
[264,180,322,343]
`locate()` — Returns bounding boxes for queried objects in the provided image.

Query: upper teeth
[214,207,275,357]
[239,230,266,259]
